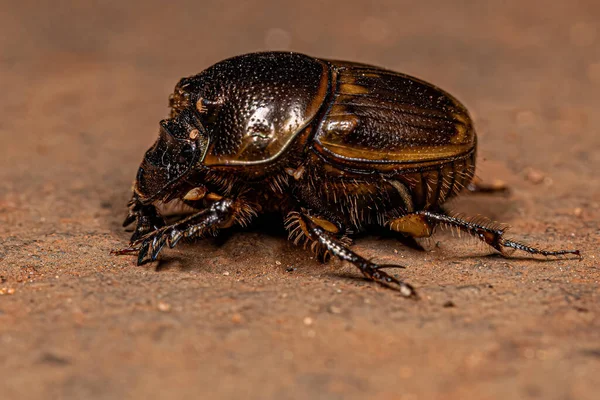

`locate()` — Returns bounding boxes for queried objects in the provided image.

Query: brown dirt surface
[1,1,599,399]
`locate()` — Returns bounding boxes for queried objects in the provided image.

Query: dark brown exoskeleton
[115,52,580,298]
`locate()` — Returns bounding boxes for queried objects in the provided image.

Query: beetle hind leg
[287,211,417,298]
[388,211,581,259]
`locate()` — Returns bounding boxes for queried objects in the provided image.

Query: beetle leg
[285,210,351,261]
[387,213,434,238]
[389,211,581,259]
[122,197,167,243]
[288,212,417,298]
[125,198,255,265]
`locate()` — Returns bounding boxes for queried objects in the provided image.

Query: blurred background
[2,0,599,194]
[1,1,599,399]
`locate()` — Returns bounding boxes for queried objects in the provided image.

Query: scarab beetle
[116,51,580,298]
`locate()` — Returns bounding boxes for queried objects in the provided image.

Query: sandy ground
[1,1,599,399]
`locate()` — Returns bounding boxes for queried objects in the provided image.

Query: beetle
[115,51,580,298]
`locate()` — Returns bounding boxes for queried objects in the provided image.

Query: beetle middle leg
[125,198,255,265]
[286,211,417,298]
[388,211,581,258]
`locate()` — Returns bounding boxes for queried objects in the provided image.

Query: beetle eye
[178,144,195,165]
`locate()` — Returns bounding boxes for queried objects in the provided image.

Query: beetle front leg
[112,195,167,256]
[121,194,167,243]
[126,198,255,265]
[286,211,417,298]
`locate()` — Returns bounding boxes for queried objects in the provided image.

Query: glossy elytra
[115,52,580,298]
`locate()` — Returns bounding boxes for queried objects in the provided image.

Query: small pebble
[303,317,313,326]
[574,207,583,217]
[328,305,342,314]
[443,300,456,308]
[524,168,545,184]
[222,271,230,276]
[231,313,243,324]
[487,179,508,191]
[275,260,282,265]
[157,302,171,312]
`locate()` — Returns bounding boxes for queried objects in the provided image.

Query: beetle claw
[110,247,138,256]
[130,227,171,264]
[150,235,168,261]
[372,263,407,270]
[126,203,167,243]
[122,211,137,227]
[169,230,184,248]
[367,268,418,299]
[137,242,151,265]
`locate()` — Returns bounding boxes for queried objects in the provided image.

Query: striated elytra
[115,52,580,298]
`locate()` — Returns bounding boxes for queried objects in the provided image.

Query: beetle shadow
[453,252,582,263]
[101,189,135,242]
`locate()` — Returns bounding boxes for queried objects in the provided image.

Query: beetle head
[134,108,209,204]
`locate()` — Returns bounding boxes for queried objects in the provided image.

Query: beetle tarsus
[294,212,417,298]
[500,238,582,259]
[416,211,581,259]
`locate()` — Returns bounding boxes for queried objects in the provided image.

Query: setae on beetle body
[117,52,579,298]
